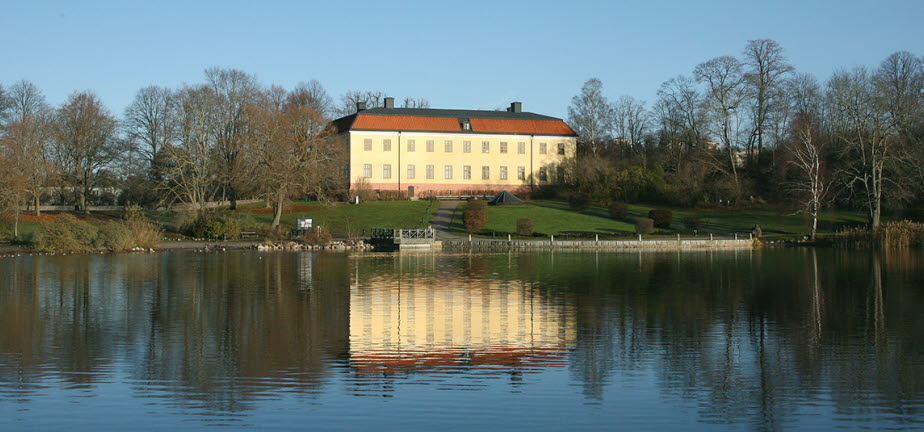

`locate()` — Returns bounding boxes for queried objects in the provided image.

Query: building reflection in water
[348,253,576,379]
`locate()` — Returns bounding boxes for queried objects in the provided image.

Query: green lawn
[232,200,437,238]
[449,200,868,238]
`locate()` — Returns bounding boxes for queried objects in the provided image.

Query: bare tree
[53,91,119,212]
[336,90,385,116]
[788,73,824,119]
[291,80,333,117]
[612,95,650,160]
[827,67,899,228]
[162,86,219,213]
[568,78,613,157]
[655,75,706,169]
[124,86,176,175]
[205,67,261,210]
[742,39,794,165]
[0,84,9,123]
[786,113,829,240]
[3,81,55,215]
[695,56,747,201]
[247,87,345,227]
[7,80,49,123]
[875,52,923,188]
[401,97,430,108]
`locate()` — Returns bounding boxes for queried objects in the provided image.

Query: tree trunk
[810,201,818,241]
[229,184,238,210]
[13,210,19,239]
[272,191,284,228]
[34,194,41,216]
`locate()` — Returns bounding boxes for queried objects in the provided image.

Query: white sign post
[296,218,313,230]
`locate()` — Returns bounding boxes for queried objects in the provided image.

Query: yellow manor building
[333,98,577,197]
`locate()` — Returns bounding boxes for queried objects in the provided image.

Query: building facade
[333,99,577,197]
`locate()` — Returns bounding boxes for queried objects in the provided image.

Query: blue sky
[2,0,921,119]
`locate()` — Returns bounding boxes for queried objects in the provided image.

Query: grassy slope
[232,200,437,238]
[450,200,867,238]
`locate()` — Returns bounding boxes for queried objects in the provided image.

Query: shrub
[648,209,673,229]
[125,219,162,249]
[635,217,654,235]
[466,199,488,211]
[568,192,590,211]
[682,216,702,231]
[32,214,99,253]
[97,221,135,251]
[880,220,924,248]
[608,202,628,220]
[516,218,534,236]
[170,211,196,233]
[301,226,332,246]
[463,209,487,233]
[188,214,242,240]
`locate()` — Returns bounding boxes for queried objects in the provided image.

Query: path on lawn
[430,200,463,240]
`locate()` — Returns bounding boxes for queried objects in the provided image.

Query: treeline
[0,69,435,238]
[565,40,923,236]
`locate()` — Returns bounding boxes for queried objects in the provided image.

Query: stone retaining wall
[439,238,755,251]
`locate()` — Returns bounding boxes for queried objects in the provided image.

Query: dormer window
[459,118,471,131]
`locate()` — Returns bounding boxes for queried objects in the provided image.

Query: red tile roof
[347,114,576,136]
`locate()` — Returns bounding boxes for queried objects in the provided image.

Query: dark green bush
[682,216,702,231]
[516,218,534,236]
[188,214,241,240]
[608,202,628,220]
[635,217,654,235]
[648,209,673,229]
[568,192,590,211]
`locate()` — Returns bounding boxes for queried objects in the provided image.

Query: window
[407,140,416,152]
[482,141,490,153]
[482,165,490,180]
[557,143,566,155]
[539,167,548,181]
[383,164,392,179]
[463,141,471,153]
[363,139,372,151]
[444,140,453,152]
[426,140,435,152]
[363,164,372,178]
[460,119,471,130]
[539,142,547,154]
[500,166,508,180]
[463,165,471,179]
[426,164,435,179]
[407,164,415,179]
[444,165,453,179]
[517,142,526,154]
[383,139,392,151]
[500,142,508,153]
[517,166,525,180]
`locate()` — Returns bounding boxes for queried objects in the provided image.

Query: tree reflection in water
[0,249,922,428]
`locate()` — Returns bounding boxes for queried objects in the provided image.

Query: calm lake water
[1,249,923,431]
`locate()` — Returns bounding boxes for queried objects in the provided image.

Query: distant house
[332,98,577,197]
